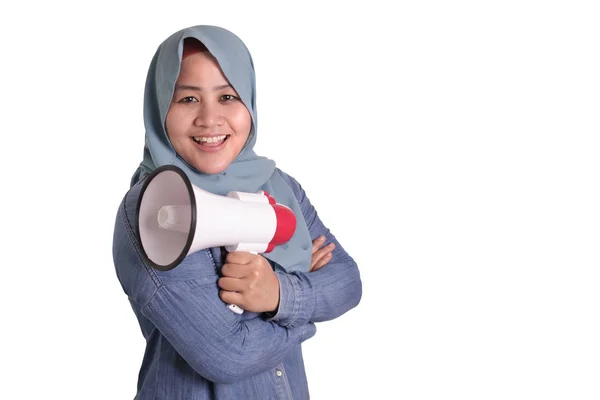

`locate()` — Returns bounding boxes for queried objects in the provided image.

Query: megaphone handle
[227,304,244,314]
[225,251,259,315]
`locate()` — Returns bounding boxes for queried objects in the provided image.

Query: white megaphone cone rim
[135,165,197,271]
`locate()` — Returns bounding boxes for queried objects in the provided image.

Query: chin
[194,162,229,175]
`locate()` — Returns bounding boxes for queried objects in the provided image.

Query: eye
[220,94,239,103]
[178,96,198,103]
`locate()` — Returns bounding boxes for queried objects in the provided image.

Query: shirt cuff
[264,271,303,327]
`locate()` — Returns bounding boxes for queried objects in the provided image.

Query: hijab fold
[131,25,312,273]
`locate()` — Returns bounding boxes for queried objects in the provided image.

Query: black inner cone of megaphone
[135,165,197,271]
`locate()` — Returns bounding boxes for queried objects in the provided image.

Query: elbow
[187,354,258,385]
[348,266,363,310]
[184,331,271,384]
[196,363,251,385]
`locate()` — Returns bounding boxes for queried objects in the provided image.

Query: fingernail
[318,236,325,242]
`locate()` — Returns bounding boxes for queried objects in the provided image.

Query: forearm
[269,170,363,327]
[142,279,316,384]
[115,184,317,385]
[268,238,362,327]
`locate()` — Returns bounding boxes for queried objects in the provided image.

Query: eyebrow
[174,83,232,91]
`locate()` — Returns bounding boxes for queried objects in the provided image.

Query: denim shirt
[112,168,362,399]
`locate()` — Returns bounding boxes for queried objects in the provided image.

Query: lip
[191,136,229,153]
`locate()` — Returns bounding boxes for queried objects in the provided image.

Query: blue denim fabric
[112,169,362,399]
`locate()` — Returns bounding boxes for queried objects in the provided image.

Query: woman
[112,24,362,399]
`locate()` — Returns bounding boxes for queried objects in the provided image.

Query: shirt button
[276,370,283,377]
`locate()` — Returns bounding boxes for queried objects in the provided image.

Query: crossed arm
[218,171,362,328]
[216,237,337,313]
[114,172,361,383]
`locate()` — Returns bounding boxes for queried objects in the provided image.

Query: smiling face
[165,48,252,175]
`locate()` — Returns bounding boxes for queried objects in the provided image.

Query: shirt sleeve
[266,170,363,328]
[141,278,316,384]
[113,196,316,385]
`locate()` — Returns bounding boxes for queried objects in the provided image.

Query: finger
[219,290,244,308]
[311,236,326,254]
[310,248,329,269]
[310,243,335,270]
[218,276,245,292]
[312,252,332,272]
[225,251,255,265]
[221,263,248,279]
[312,243,336,262]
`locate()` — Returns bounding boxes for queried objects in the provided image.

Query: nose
[193,101,223,128]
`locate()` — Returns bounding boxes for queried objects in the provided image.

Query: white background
[1,1,599,399]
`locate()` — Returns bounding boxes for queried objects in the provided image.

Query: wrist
[269,275,280,313]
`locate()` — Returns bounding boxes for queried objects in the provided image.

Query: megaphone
[135,164,296,314]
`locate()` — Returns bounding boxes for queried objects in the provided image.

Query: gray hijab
[130,25,312,273]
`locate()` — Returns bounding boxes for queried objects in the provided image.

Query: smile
[190,134,230,152]
[192,135,229,144]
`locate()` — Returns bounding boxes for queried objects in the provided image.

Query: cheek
[230,108,252,136]
[165,109,188,139]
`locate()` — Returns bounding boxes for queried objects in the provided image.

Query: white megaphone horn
[135,165,296,314]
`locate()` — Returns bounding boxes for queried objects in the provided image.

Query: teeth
[193,135,227,143]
